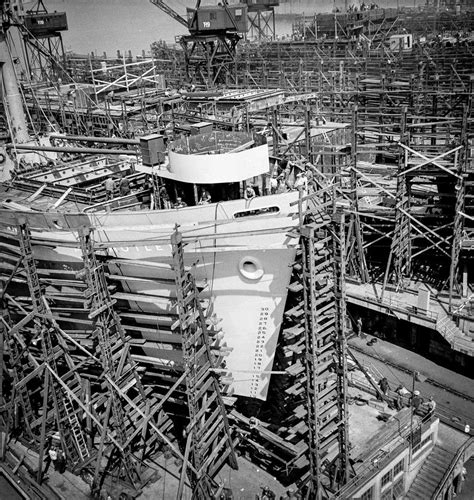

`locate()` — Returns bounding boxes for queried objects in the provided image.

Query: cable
[209,201,221,298]
[368,342,405,387]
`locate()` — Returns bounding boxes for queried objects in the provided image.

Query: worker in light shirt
[294,171,308,192]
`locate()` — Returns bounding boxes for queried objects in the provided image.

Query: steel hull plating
[0,191,301,399]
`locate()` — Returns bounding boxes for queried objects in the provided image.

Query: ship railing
[352,289,464,345]
[435,315,459,343]
[440,316,453,339]
[352,289,439,322]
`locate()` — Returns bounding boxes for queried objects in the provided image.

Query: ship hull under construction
[0,191,300,400]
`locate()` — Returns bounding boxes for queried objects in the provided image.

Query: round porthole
[238,256,264,281]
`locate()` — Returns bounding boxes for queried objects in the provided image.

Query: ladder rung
[88,300,117,319]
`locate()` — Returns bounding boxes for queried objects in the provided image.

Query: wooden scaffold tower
[0,219,239,498]
[448,106,470,311]
[298,191,350,498]
[77,227,179,496]
[346,106,369,283]
[0,221,94,488]
[380,105,471,302]
[0,220,189,498]
[383,107,412,293]
[17,221,91,471]
[171,228,238,499]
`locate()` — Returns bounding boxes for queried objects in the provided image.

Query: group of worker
[353,318,439,416]
[102,161,312,209]
[162,169,310,207]
[104,175,132,200]
[270,171,309,195]
[377,376,437,415]
[252,486,301,500]
[161,188,212,209]
[402,387,437,416]
[346,2,379,12]
[271,160,315,194]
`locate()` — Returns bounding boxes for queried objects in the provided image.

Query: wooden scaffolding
[1,221,232,498]
[170,229,237,498]
[299,192,350,498]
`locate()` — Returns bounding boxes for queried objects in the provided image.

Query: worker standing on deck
[119,177,131,196]
[294,172,308,192]
[158,184,171,209]
[48,445,58,470]
[378,377,390,398]
[356,317,363,336]
[244,184,256,200]
[411,390,422,411]
[270,173,279,194]
[426,396,436,416]
[104,177,115,201]
[174,197,187,209]
[42,435,54,477]
[198,189,211,205]
[43,432,65,476]
[395,384,410,410]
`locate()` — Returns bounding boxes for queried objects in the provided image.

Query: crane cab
[187,3,248,33]
[23,12,68,36]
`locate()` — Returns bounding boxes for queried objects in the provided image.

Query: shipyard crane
[0,1,35,144]
[246,0,280,40]
[3,1,68,82]
[149,0,189,29]
[148,0,247,87]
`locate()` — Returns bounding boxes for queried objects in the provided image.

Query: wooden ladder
[0,306,36,438]
[17,221,90,469]
[299,209,350,498]
[77,227,173,493]
[171,229,237,499]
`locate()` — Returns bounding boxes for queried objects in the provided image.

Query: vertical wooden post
[84,379,93,451]
[0,327,4,461]
[305,103,311,164]
[272,106,279,157]
[37,369,50,484]
[0,328,3,409]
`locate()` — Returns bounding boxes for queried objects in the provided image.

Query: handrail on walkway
[432,436,474,499]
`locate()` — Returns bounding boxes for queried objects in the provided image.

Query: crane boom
[149,0,188,29]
